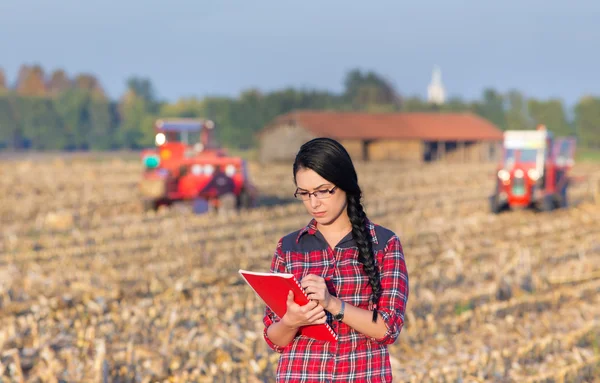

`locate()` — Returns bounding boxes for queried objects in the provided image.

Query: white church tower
[427,65,446,105]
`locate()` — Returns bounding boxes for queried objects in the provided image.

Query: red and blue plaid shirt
[263,218,409,382]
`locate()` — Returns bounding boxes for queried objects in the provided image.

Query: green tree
[0,68,6,93]
[126,76,159,113]
[504,90,531,130]
[54,89,94,150]
[159,97,205,118]
[574,96,600,149]
[74,74,106,101]
[440,96,470,113]
[401,96,430,112]
[118,90,153,149]
[16,64,47,97]
[343,69,401,111]
[203,96,234,147]
[472,88,506,129]
[47,69,72,95]
[229,89,264,148]
[528,99,572,136]
[0,94,19,149]
[88,99,115,150]
[18,96,63,149]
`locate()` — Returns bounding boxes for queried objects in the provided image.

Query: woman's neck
[317,212,353,239]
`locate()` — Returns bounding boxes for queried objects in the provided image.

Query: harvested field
[1,156,600,383]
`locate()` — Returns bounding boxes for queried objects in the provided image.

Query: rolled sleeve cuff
[263,325,285,353]
[371,310,404,345]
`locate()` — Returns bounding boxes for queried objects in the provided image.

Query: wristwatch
[333,300,345,322]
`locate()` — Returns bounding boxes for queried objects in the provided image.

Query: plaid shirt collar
[296,217,379,245]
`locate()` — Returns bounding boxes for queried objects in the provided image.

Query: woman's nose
[309,195,321,208]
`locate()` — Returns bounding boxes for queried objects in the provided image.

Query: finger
[303,300,319,312]
[306,286,325,298]
[306,306,324,320]
[307,292,323,302]
[304,284,315,294]
[307,304,324,316]
[305,282,326,292]
[305,286,324,298]
[302,279,324,288]
[302,274,317,281]
[308,310,327,323]
[301,274,322,285]
[306,284,326,296]
[307,290,325,303]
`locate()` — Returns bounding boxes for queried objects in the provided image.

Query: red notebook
[238,269,338,343]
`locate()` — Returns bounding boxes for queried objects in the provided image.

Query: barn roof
[260,110,503,141]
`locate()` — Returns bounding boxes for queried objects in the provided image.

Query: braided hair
[293,137,382,322]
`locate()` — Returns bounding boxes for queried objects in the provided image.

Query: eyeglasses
[294,186,338,201]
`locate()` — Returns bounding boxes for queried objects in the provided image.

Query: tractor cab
[142,119,225,171]
[490,125,576,213]
[139,118,258,213]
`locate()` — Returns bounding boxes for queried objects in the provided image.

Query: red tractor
[489,125,576,213]
[139,118,258,213]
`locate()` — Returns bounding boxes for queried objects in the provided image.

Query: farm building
[257,110,504,164]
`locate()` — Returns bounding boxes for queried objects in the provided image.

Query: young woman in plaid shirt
[262,137,410,382]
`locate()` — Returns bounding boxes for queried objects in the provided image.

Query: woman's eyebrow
[296,183,331,191]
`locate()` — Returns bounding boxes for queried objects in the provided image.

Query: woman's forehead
[295,168,332,189]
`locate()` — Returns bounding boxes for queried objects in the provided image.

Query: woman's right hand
[280,290,327,329]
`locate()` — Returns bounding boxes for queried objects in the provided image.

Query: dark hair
[293,137,381,322]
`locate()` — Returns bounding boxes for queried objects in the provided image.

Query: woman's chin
[313,215,334,226]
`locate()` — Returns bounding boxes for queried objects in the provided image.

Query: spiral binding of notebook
[303,318,337,341]
[238,269,338,342]
[290,274,338,341]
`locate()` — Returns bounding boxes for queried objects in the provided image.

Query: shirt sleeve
[262,237,288,353]
[371,234,409,345]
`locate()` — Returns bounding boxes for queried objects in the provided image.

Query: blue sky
[1,0,598,106]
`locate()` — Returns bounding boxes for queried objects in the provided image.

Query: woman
[262,137,409,382]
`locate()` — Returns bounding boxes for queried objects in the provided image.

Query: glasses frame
[294,186,338,201]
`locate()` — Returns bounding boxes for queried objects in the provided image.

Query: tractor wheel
[237,189,253,210]
[540,195,555,212]
[558,194,568,208]
[192,198,210,214]
[219,193,237,214]
[489,194,502,214]
[142,199,157,212]
[559,185,568,208]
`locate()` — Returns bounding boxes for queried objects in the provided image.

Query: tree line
[0,64,598,151]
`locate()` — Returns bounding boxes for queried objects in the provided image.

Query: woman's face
[294,167,347,226]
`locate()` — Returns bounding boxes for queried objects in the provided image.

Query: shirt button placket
[329,248,341,381]
[328,341,338,380]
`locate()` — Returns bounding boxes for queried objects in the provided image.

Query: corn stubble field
[1,156,600,383]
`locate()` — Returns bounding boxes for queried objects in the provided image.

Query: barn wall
[486,141,503,162]
[466,141,503,162]
[257,120,503,164]
[367,139,423,162]
[258,124,316,164]
[432,141,503,163]
[338,139,364,161]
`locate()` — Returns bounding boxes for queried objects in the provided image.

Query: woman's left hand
[301,274,333,311]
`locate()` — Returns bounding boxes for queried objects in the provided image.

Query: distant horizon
[2,0,598,108]
[0,62,593,109]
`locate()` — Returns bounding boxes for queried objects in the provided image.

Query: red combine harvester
[139,118,258,213]
[489,125,576,213]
